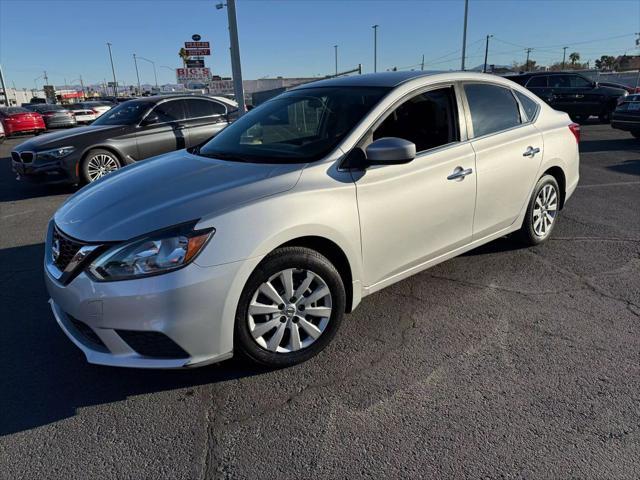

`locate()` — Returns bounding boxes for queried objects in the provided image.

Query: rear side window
[569,75,592,88]
[526,76,547,88]
[514,91,540,122]
[373,86,459,152]
[151,100,186,122]
[464,83,521,137]
[186,99,226,118]
[549,76,570,88]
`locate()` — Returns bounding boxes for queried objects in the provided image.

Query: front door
[136,99,189,160]
[462,82,544,238]
[353,86,477,287]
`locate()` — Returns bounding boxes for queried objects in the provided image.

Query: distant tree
[569,52,580,65]
[178,48,189,67]
[548,60,588,71]
[595,55,616,71]
[512,59,538,72]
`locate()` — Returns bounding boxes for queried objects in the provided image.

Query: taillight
[568,123,580,143]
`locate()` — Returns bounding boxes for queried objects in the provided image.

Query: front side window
[569,75,592,88]
[464,83,521,137]
[526,76,548,88]
[514,91,540,122]
[92,101,154,126]
[372,87,459,152]
[549,75,571,88]
[197,86,389,163]
[150,100,186,123]
[186,99,226,119]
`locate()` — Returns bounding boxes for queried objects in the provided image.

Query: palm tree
[178,48,189,67]
[569,52,580,66]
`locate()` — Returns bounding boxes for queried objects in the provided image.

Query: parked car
[23,103,77,129]
[64,103,97,124]
[43,72,580,369]
[80,101,113,117]
[507,71,627,123]
[12,94,234,184]
[0,120,5,144]
[611,94,640,138]
[0,107,46,137]
[598,81,635,94]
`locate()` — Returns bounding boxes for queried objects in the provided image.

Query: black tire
[81,148,122,184]
[516,174,560,246]
[234,246,346,368]
[631,131,640,139]
[0,136,5,144]
[599,108,613,124]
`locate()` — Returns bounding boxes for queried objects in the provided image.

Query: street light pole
[0,64,9,107]
[217,0,246,116]
[525,48,533,71]
[106,42,118,97]
[334,45,338,76]
[562,46,568,69]
[421,53,425,71]
[372,25,378,73]
[483,34,493,73]
[137,56,158,89]
[133,54,141,95]
[461,0,469,70]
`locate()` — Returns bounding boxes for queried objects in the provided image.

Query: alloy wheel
[247,268,333,353]
[86,154,119,182]
[532,183,558,238]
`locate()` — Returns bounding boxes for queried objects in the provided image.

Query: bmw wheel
[235,246,346,367]
[517,174,560,246]
[82,149,121,183]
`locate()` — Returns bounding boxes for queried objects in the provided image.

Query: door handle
[447,166,473,181]
[523,146,540,157]
[174,124,186,131]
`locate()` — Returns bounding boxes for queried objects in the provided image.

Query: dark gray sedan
[12,95,237,184]
[23,103,77,129]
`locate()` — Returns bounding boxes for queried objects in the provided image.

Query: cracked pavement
[1,123,639,479]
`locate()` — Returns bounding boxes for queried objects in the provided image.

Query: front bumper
[44,223,262,368]
[611,116,640,133]
[12,152,80,184]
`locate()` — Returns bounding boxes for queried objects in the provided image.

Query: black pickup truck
[507,72,627,123]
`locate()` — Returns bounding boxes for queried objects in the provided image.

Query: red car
[0,107,46,137]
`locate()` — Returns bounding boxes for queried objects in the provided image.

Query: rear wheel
[81,149,121,183]
[517,174,560,246]
[631,131,640,139]
[234,247,346,368]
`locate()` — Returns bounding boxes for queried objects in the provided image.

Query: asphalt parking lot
[0,123,639,479]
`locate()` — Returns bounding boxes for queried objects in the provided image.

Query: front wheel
[81,149,121,183]
[516,174,560,246]
[631,131,640,139]
[234,246,346,368]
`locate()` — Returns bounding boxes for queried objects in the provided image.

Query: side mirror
[365,137,416,165]
[141,112,160,126]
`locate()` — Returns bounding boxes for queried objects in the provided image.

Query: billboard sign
[185,48,210,56]
[185,41,210,49]
[186,59,205,68]
[176,67,211,83]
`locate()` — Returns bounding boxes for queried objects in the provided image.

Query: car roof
[293,71,442,89]
[127,94,228,104]
[507,71,587,78]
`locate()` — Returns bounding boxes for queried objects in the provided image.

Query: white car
[64,104,97,124]
[79,101,112,117]
[0,120,5,143]
[45,71,579,369]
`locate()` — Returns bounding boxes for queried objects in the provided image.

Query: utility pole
[334,45,338,76]
[483,34,493,73]
[106,42,118,97]
[133,54,141,95]
[461,0,469,70]
[421,53,425,71]
[219,0,246,116]
[525,48,533,71]
[0,64,9,107]
[372,25,379,73]
[43,70,48,84]
[562,46,568,69]
[79,75,85,99]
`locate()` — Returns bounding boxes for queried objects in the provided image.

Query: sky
[0,0,639,89]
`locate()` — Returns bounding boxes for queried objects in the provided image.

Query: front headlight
[37,146,75,160]
[88,223,214,281]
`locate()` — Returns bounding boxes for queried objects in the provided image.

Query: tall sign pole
[461,0,469,70]
[372,25,379,73]
[483,34,492,73]
[133,54,141,95]
[226,0,246,115]
[0,64,9,106]
[106,42,118,97]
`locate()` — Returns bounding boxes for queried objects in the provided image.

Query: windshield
[197,86,389,163]
[92,100,153,126]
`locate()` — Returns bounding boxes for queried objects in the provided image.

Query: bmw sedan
[11,94,236,185]
[45,71,579,369]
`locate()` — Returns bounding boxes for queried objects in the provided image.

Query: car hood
[15,125,125,150]
[54,150,304,242]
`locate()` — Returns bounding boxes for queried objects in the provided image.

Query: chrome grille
[52,227,84,271]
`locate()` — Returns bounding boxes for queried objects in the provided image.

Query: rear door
[548,74,590,116]
[136,99,188,159]
[462,82,544,239]
[182,98,228,147]
[525,75,552,103]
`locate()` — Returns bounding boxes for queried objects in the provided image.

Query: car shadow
[0,155,77,201]
[579,137,639,154]
[462,235,528,256]
[0,243,268,436]
[606,159,640,176]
